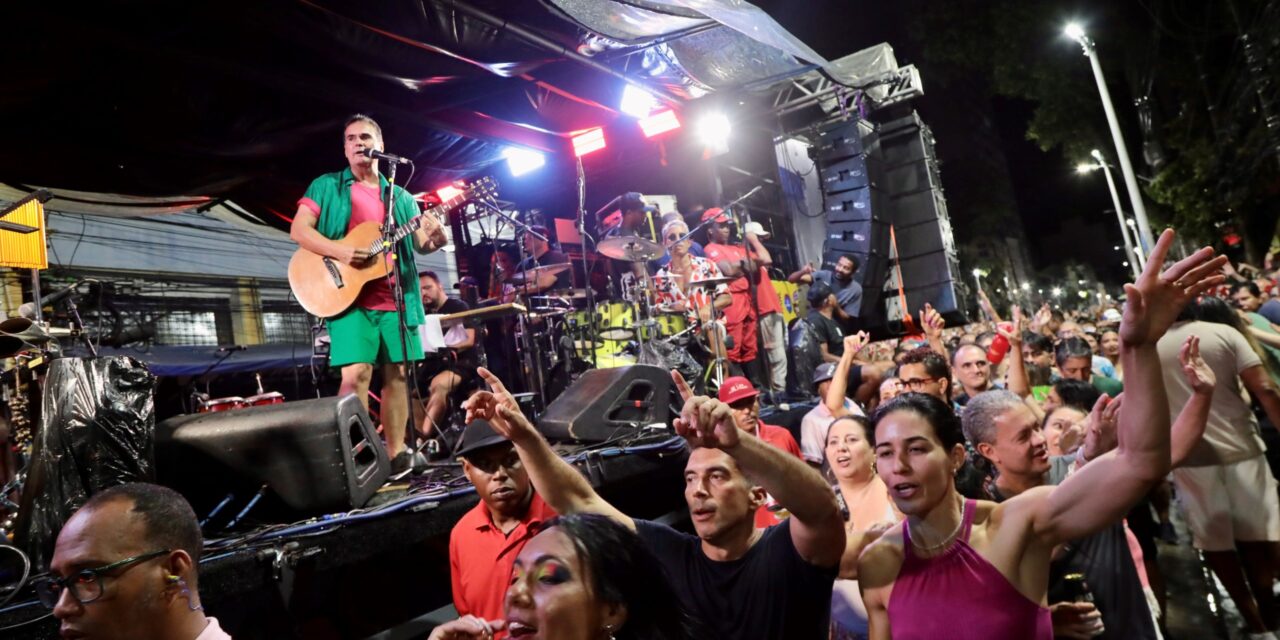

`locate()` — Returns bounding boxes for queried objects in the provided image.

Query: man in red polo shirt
[448,419,556,622]
[719,376,802,528]
[702,208,787,395]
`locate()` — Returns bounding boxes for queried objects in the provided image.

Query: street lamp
[1065,23,1157,255]
[1125,219,1147,268]
[1075,156,1142,278]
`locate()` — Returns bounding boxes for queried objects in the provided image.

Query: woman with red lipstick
[855,230,1226,640]
[427,514,697,640]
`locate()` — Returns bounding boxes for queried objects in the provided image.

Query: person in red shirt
[448,419,556,623]
[702,208,787,395]
[718,376,802,528]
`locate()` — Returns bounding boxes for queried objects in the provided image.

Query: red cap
[700,207,730,224]
[718,376,758,404]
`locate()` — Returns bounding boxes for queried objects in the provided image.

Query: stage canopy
[3,0,841,230]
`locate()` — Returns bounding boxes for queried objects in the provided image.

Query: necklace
[909,497,964,553]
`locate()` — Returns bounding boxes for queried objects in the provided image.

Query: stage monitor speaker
[156,395,389,521]
[814,119,877,164]
[539,365,673,442]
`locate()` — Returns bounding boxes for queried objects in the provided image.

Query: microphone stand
[575,158,598,370]
[376,157,424,467]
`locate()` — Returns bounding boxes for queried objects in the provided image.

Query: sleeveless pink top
[886,499,1052,639]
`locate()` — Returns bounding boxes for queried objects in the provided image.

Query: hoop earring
[176,577,203,612]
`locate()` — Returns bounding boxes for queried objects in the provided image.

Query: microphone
[18,281,84,319]
[216,345,248,353]
[359,148,412,165]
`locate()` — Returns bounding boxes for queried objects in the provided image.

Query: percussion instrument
[245,391,285,407]
[199,397,246,413]
[598,236,664,262]
[509,263,572,285]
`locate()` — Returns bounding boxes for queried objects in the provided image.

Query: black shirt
[517,249,572,292]
[807,310,845,357]
[423,297,478,369]
[634,519,837,640]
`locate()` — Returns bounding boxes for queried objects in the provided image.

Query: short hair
[961,390,1025,446]
[838,254,861,271]
[870,392,965,451]
[1233,281,1262,297]
[1024,332,1053,355]
[343,113,383,140]
[661,219,689,238]
[974,331,996,345]
[1054,336,1093,364]
[418,270,440,283]
[952,343,987,366]
[1052,378,1100,412]
[81,483,202,563]
[898,347,951,382]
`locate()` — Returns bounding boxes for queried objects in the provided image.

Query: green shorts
[327,308,423,367]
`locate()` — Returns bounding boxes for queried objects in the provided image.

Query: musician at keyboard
[418,270,479,437]
[289,114,446,475]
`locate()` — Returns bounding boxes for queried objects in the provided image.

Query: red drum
[199,397,246,413]
[245,391,285,407]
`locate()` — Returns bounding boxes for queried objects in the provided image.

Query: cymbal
[688,276,735,287]
[509,263,571,284]
[598,236,665,262]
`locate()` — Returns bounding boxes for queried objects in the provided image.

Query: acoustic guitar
[288,177,497,318]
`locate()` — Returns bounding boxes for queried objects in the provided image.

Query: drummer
[513,225,571,295]
[653,219,731,324]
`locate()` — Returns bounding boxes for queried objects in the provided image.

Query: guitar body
[288,222,395,318]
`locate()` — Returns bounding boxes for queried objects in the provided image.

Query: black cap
[807,279,834,304]
[620,192,656,213]
[813,362,837,386]
[454,419,511,459]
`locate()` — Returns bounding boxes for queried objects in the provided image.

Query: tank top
[886,499,1052,639]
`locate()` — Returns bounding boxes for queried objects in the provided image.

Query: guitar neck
[368,190,469,257]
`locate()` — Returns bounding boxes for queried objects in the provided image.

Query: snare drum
[245,391,285,407]
[199,396,246,413]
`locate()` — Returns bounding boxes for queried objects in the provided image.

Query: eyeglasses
[899,377,940,390]
[33,549,170,609]
[666,234,683,242]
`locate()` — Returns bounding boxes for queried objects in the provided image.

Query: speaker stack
[878,111,971,327]
[814,119,890,328]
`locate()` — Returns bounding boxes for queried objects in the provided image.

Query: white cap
[743,221,770,239]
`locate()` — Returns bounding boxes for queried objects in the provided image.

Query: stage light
[1064,22,1086,43]
[1052,287,1063,297]
[639,110,681,138]
[502,147,545,176]
[697,112,731,152]
[620,85,658,118]
[436,184,463,202]
[572,128,606,157]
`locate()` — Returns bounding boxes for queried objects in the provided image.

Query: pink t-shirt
[300,182,396,311]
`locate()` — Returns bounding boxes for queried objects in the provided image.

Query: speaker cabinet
[156,395,389,521]
[538,365,673,442]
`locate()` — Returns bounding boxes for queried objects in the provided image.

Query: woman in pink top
[856,230,1225,640]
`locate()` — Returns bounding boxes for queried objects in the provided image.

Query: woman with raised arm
[856,230,1226,640]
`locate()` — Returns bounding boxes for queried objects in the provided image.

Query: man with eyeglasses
[951,344,999,409]
[448,418,556,622]
[40,482,230,639]
[895,347,953,405]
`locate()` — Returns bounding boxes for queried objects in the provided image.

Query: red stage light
[572,128,607,157]
[639,110,680,138]
[435,184,463,202]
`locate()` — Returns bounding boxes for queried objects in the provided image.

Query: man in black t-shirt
[514,225,572,294]
[807,280,845,363]
[418,271,478,436]
[460,368,845,640]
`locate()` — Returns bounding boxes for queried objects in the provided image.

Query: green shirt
[1246,312,1280,386]
[303,167,426,327]
[1091,374,1124,398]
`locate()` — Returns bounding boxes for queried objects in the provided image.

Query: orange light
[572,128,607,157]
[436,184,463,202]
[639,110,680,138]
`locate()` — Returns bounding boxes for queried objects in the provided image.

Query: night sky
[758,0,1135,283]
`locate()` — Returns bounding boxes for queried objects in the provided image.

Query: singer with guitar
[289,114,446,474]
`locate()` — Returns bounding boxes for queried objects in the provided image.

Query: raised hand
[1030,304,1052,334]
[997,305,1025,346]
[463,367,539,445]
[671,371,741,450]
[842,330,870,357]
[1120,229,1227,346]
[1179,335,1215,396]
[920,303,945,339]
[1080,393,1123,463]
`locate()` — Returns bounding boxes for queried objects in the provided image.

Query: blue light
[503,147,545,177]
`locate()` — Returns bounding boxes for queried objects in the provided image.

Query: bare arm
[672,372,844,567]
[1241,365,1280,433]
[1249,327,1280,349]
[453,327,477,351]
[1022,230,1226,545]
[788,264,815,284]
[290,206,364,264]
[826,332,869,416]
[463,368,634,529]
[746,234,773,266]
[998,306,1030,398]
[818,342,842,364]
[920,303,947,356]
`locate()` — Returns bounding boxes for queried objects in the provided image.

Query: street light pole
[1067,24,1158,256]
[1091,150,1142,279]
[1126,219,1147,268]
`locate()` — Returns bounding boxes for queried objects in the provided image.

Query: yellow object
[0,198,48,269]
[774,280,800,325]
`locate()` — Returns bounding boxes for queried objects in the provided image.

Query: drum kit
[502,234,731,402]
